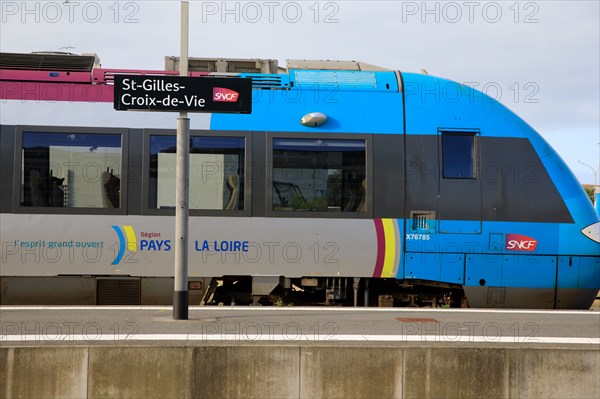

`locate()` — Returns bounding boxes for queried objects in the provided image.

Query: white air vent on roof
[165,56,283,74]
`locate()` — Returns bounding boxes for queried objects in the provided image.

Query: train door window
[20,132,122,208]
[272,138,367,213]
[442,132,477,179]
[149,135,245,211]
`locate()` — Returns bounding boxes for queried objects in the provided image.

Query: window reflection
[21,132,122,208]
[272,138,367,212]
[149,136,245,210]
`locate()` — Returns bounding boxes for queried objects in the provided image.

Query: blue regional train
[0,52,598,308]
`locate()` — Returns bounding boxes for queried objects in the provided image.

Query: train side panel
[401,72,599,308]
[1,65,598,308]
[0,214,379,278]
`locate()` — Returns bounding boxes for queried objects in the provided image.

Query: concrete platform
[1,307,599,398]
[2,306,600,344]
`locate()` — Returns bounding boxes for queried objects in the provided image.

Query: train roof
[0,51,391,74]
[0,51,401,98]
[0,51,102,72]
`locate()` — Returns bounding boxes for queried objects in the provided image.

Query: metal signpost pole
[111,2,250,319]
[174,0,190,319]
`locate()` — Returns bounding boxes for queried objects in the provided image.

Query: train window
[442,133,477,179]
[272,138,367,212]
[20,132,122,208]
[149,135,245,210]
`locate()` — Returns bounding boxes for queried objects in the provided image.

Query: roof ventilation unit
[165,56,283,74]
[0,51,101,71]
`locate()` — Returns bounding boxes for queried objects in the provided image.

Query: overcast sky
[1,0,598,184]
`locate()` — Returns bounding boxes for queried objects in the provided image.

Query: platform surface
[1,306,598,347]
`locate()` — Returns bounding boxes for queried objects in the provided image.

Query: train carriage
[1,52,598,308]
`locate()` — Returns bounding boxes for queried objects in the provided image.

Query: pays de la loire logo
[506,234,538,252]
[213,87,239,102]
[111,226,172,265]
[111,225,137,265]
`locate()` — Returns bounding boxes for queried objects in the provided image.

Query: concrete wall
[1,345,598,398]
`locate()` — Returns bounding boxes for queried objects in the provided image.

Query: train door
[437,129,482,234]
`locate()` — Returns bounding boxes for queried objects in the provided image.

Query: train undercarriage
[2,274,597,308]
[201,276,466,308]
[0,275,466,307]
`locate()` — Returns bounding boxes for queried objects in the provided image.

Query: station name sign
[113,75,252,113]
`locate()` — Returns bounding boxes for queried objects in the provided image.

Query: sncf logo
[213,87,239,102]
[506,234,538,252]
